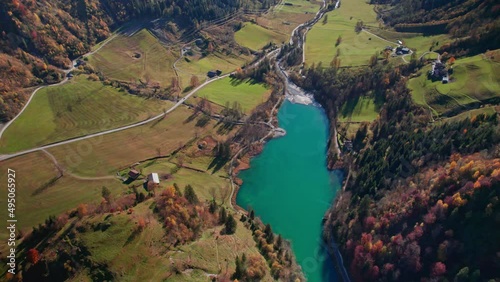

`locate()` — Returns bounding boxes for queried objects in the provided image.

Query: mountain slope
[0,0,276,122]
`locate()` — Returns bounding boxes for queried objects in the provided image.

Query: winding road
[0,73,232,162]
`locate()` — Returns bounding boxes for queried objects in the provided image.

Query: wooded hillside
[372,0,499,56]
[0,0,275,122]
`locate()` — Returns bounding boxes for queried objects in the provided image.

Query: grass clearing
[194,77,271,113]
[279,0,322,14]
[305,0,388,66]
[0,75,171,153]
[235,22,288,50]
[339,96,379,122]
[0,151,123,252]
[88,29,177,85]
[408,51,500,116]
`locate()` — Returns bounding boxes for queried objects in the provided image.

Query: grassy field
[279,0,322,14]
[176,52,250,89]
[46,106,235,177]
[365,27,451,57]
[399,34,449,56]
[0,75,171,153]
[339,96,379,122]
[235,22,288,51]
[88,29,177,85]
[0,113,237,260]
[338,96,379,139]
[305,0,389,66]
[0,151,124,252]
[194,77,271,113]
[408,51,500,117]
[124,156,232,203]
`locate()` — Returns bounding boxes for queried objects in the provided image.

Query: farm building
[429,61,449,82]
[128,169,140,179]
[395,46,410,55]
[147,173,160,184]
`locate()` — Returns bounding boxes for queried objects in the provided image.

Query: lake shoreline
[233,99,344,282]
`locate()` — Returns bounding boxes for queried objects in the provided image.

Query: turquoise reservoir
[237,100,342,281]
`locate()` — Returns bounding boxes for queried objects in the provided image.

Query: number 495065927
[7,168,16,218]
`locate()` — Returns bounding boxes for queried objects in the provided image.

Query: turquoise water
[237,100,342,282]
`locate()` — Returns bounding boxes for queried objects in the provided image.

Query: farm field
[88,29,177,85]
[194,77,271,113]
[0,75,171,153]
[46,106,236,177]
[305,0,388,66]
[234,22,288,51]
[408,51,500,117]
[0,151,123,253]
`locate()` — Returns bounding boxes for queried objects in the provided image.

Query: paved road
[0,73,232,161]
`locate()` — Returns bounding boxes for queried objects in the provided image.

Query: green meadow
[195,77,271,113]
[408,51,500,117]
[235,22,288,50]
[279,0,322,14]
[176,53,250,88]
[305,0,388,66]
[0,75,170,153]
[0,151,123,250]
[339,96,379,122]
